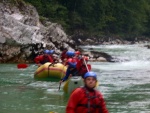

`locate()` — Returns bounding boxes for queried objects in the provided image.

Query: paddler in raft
[60,50,91,83]
[60,51,78,83]
[34,49,54,67]
[76,56,91,78]
[60,48,68,65]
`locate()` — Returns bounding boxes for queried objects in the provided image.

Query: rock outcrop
[0,0,75,63]
[72,32,150,46]
[0,0,115,63]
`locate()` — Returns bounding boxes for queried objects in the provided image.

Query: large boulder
[0,0,75,63]
[0,0,115,63]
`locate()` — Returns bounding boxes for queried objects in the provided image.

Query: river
[0,44,150,113]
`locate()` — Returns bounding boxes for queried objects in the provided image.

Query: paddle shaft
[83,58,89,72]
[58,64,65,91]
[58,82,61,91]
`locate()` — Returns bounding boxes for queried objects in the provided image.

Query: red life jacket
[34,55,53,64]
[66,87,108,113]
[77,87,102,113]
[77,64,91,77]
[66,58,77,66]
[61,50,68,60]
[76,58,82,71]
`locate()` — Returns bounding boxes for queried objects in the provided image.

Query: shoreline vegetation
[23,0,150,39]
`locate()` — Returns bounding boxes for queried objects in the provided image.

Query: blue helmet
[44,50,49,54]
[66,51,75,57]
[84,71,97,79]
[48,50,54,54]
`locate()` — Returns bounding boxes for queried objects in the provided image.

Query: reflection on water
[0,44,150,113]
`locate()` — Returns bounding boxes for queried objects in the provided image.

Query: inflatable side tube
[63,76,84,94]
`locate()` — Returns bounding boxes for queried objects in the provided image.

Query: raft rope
[48,63,55,77]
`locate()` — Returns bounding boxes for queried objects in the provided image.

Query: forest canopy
[23,0,150,38]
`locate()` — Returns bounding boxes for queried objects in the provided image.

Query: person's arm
[48,55,54,63]
[66,88,82,113]
[60,67,70,82]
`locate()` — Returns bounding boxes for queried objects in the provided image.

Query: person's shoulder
[35,55,42,58]
[94,89,104,98]
[71,87,84,95]
[37,54,44,57]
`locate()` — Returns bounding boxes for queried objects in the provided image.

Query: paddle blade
[17,64,28,69]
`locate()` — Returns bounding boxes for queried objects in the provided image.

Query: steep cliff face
[0,0,75,63]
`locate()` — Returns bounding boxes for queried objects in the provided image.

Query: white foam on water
[27,81,58,89]
[92,60,150,71]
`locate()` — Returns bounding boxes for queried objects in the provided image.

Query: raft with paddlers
[34,62,67,81]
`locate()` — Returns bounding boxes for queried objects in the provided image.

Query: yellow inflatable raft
[34,62,67,81]
[63,76,99,94]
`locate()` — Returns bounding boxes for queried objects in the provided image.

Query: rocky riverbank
[0,0,149,63]
[71,32,150,45]
[0,0,115,63]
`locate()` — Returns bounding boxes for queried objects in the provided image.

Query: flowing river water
[0,44,150,113]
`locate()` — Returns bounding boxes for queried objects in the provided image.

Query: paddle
[17,63,28,69]
[58,64,65,91]
[58,81,61,91]
[83,57,99,87]
[83,57,89,72]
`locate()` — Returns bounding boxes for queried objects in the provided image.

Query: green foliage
[23,0,150,37]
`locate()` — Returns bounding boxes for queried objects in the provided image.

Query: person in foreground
[66,71,109,113]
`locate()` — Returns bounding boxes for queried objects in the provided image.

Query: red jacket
[77,64,91,77]
[34,55,53,64]
[75,57,82,70]
[65,57,77,66]
[61,50,68,61]
[66,87,108,113]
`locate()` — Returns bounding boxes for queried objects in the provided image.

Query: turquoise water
[0,64,67,113]
[0,44,150,113]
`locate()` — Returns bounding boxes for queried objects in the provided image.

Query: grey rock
[0,0,75,63]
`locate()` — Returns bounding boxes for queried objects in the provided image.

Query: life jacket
[76,64,90,77]
[76,57,91,71]
[76,87,102,113]
[61,50,68,60]
[34,55,53,64]
[76,57,82,71]
[41,55,51,64]
[66,58,77,68]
